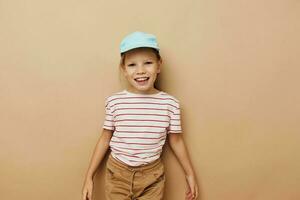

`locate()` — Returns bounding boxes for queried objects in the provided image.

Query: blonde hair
[119,47,161,68]
[119,47,162,90]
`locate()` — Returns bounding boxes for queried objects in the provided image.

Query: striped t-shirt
[102,90,182,166]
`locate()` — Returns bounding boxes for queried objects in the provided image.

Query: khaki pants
[105,154,165,200]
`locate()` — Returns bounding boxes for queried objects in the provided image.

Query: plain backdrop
[1,0,299,199]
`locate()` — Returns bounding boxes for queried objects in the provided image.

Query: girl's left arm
[168,133,199,200]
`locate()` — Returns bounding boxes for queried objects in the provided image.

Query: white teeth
[135,77,148,81]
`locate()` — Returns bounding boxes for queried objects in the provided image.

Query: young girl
[82,31,198,200]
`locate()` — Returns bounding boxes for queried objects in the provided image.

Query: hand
[82,179,94,200]
[185,175,199,200]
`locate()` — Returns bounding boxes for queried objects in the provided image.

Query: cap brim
[120,44,159,54]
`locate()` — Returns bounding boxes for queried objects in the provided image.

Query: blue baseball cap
[120,31,160,54]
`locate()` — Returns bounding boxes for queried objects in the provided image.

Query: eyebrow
[126,59,154,63]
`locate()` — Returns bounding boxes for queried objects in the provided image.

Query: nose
[136,64,146,74]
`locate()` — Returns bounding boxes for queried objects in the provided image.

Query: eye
[127,63,136,67]
[145,61,153,65]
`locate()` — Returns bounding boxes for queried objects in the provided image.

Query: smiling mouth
[134,77,150,85]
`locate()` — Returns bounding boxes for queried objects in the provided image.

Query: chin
[129,79,155,92]
[135,87,151,92]
[131,85,152,92]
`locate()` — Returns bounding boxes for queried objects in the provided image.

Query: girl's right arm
[82,129,113,200]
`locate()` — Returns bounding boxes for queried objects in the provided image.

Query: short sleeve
[102,98,115,131]
[168,101,182,134]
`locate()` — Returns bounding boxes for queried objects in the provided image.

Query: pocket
[106,158,122,181]
[141,163,165,193]
[107,166,114,175]
[152,163,165,182]
[106,159,117,180]
[105,167,114,181]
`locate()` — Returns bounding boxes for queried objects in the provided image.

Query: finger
[190,186,195,199]
[185,190,191,196]
[185,194,191,200]
[186,186,191,196]
[87,191,90,200]
[82,191,87,200]
[90,189,94,200]
[186,191,193,200]
[191,188,197,199]
[195,186,199,199]
[186,190,191,196]
[187,185,194,199]
[191,193,195,200]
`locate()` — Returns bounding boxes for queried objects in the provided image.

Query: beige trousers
[105,154,165,200]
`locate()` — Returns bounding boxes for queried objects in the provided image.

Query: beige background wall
[1,0,299,199]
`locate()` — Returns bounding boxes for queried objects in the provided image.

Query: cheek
[149,68,160,75]
[126,72,136,82]
[122,68,133,78]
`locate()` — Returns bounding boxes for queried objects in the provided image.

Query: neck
[126,87,160,95]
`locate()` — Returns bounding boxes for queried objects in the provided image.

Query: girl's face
[121,48,161,94]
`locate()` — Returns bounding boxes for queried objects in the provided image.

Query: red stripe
[115,119,169,123]
[114,135,166,140]
[115,113,170,118]
[111,147,160,155]
[117,125,167,128]
[112,107,174,114]
[113,150,161,158]
[110,140,165,146]
[110,144,163,151]
[114,152,141,158]
[107,96,179,105]
[111,102,178,109]
[116,158,149,163]
[115,130,165,134]
[106,118,175,122]
[113,152,160,159]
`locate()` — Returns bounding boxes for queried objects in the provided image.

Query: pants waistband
[108,153,162,172]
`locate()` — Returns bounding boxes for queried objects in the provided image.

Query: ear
[120,64,127,77]
[157,59,162,74]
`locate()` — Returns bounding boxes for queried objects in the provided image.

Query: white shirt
[103,90,182,166]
